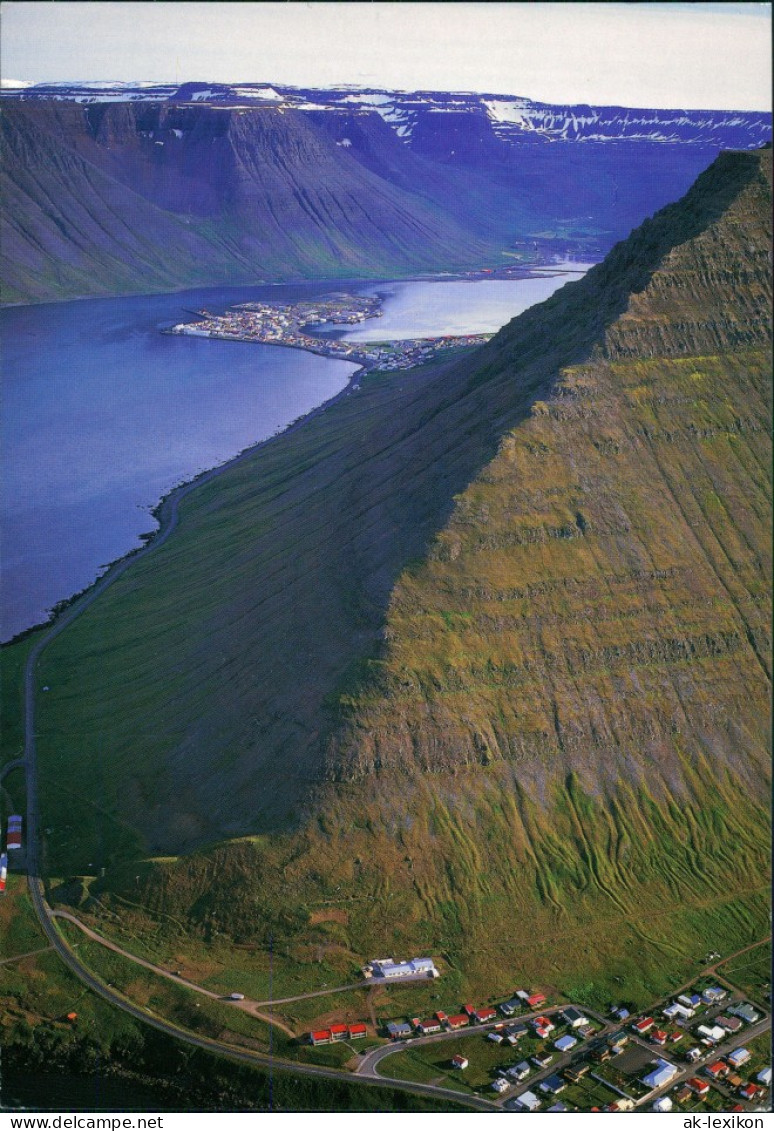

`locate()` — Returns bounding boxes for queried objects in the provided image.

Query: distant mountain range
[2,81,770,303]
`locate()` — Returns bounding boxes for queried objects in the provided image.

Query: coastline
[2,352,365,648]
[2,260,597,645]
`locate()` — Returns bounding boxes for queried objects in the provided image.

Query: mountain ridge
[2,85,770,304]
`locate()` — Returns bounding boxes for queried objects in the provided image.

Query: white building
[370,957,439,979]
[642,1060,679,1090]
[653,1097,673,1112]
[517,1091,540,1111]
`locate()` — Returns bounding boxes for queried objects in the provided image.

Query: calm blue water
[2,268,589,641]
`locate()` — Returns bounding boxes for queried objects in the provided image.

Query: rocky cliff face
[327,150,772,797]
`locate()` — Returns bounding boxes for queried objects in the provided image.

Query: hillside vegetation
[11,148,771,1003]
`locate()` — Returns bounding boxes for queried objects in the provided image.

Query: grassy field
[716,942,772,1007]
[1,901,468,1112]
[0,876,48,957]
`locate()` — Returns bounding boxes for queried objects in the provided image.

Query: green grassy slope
[7,149,770,1009]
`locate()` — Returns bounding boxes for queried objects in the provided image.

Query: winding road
[14,394,496,1113]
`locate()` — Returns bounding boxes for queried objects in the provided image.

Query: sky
[1,1,771,110]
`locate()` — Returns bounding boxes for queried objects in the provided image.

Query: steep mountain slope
[26,149,771,998]
[0,101,491,304]
[2,85,770,303]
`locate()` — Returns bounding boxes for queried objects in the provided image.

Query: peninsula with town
[167,291,492,374]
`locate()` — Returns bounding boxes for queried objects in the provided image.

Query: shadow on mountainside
[32,150,770,857]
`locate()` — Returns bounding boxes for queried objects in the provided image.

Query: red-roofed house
[348,1023,367,1040]
[310,1030,331,1045]
[650,1029,668,1045]
[634,1017,654,1034]
[706,1061,727,1080]
[533,1016,555,1032]
[527,993,547,1009]
[670,1032,684,1043]
[418,1019,442,1035]
[452,1055,469,1070]
[330,1024,348,1041]
[536,1027,550,1040]
[463,1003,476,1016]
[740,1084,762,1102]
[474,1007,497,1024]
[688,1078,709,1096]
[447,1014,469,1030]
[435,1011,448,1023]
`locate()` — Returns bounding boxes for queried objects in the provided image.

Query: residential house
[701,987,727,1005]
[565,1064,590,1083]
[507,1061,531,1082]
[348,1024,367,1040]
[633,1017,655,1034]
[310,1029,331,1046]
[446,1014,469,1031]
[463,1003,477,1016]
[491,1077,510,1094]
[555,1035,577,1053]
[488,1031,504,1044]
[417,1019,442,1035]
[561,1007,588,1028]
[670,1032,684,1044]
[727,1048,751,1069]
[533,1015,555,1033]
[451,1055,468,1070]
[696,1024,726,1043]
[664,1002,694,1021]
[612,1006,630,1021]
[329,1024,348,1041]
[651,1029,668,1046]
[577,1024,596,1039]
[726,1073,743,1088]
[547,1103,569,1112]
[653,1097,673,1112]
[688,1078,710,1096]
[499,999,519,1016]
[607,1031,629,1051]
[532,1053,553,1069]
[517,1091,541,1111]
[685,1048,702,1062]
[540,1074,566,1095]
[642,1061,679,1089]
[474,1007,498,1024]
[679,993,702,1009]
[527,992,547,1009]
[506,1024,528,1040]
[675,1086,693,1103]
[740,1083,762,1102]
[386,1021,412,1039]
[757,1067,772,1087]
[716,1015,743,1034]
[705,1061,728,1079]
[729,1002,760,1024]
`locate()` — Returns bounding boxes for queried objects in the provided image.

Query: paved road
[26,877,493,1111]
[359,1004,615,1110]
